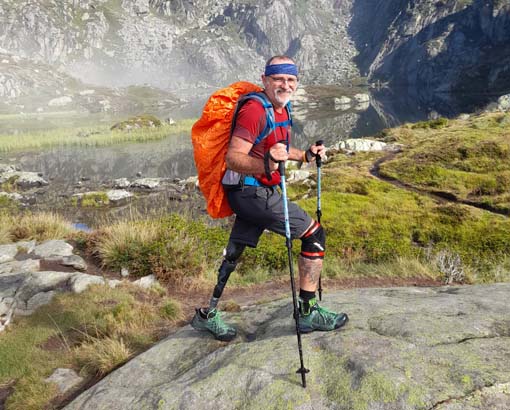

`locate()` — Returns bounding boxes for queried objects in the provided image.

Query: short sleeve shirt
[232,99,292,159]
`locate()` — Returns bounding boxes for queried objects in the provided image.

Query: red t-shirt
[232,98,291,185]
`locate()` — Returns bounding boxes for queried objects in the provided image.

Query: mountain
[1,0,509,106]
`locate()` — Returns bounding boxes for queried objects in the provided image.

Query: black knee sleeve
[300,222,325,259]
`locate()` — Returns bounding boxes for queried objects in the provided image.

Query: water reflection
[4,85,495,217]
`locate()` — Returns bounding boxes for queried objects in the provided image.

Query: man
[191,55,348,341]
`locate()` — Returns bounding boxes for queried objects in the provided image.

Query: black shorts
[226,186,313,247]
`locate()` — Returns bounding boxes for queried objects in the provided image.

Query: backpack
[191,81,292,219]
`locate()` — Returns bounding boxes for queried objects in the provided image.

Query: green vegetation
[89,214,286,285]
[379,112,510,213]
[71,192,110,207]
[0,212,75,243]
[1,111,510,409]
[0,118,195,153]
[110,114,162,131]
[0,283,182,410]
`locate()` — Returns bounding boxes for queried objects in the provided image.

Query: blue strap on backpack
[230,92,292,147]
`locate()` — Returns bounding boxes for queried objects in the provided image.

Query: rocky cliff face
[1,0,509,105]
[0,0,358,94]
[353,0,510,93]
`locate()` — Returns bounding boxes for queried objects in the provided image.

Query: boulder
[353,93,370,103]
[45,368,84,394]
[69,273,105,293]
[497,94,510,111]
[0,171,48,188]
[64,284,510,410]
[48,96,73,107]
[133,274,158,289]
[0,244,18,264]
[0,259,40,275]
[336,138,401,152]
[130,178,161,189]
[31,240,74,258]
[106,189,133,204]
[334,96,351,107]
[46,254,87,271]
[113,178,131,189]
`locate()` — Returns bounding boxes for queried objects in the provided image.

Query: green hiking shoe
[298,298,349,333]
[191,308,237,342]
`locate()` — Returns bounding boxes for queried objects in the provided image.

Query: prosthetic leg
[207,240,246,311]
[191,240,245,341]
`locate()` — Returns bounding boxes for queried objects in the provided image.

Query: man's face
[262,61,298,109]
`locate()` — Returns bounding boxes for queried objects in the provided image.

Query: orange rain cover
[191,81,262,218]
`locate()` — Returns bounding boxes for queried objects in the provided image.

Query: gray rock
[0,171,48,188]
[130,178,161,189]
[45,368,84,394]
[19,290,57,315]
[458,113,471,120]
[106,189,133,203]
[0,259,40,275]
[70,273,105,293]
[15,240,36,254]
[0,244,18,264]
[353,93,370,103]
[337,138,389,152]
[120,267,129,277]
[15,271,75,303]
[0,164,16,173]
[287,170,311,183]
[107,279,122,288]
[334,96,352,107]
[64,284,510,410]
[133,274,158,289]
[46,254,87,271]
[0,191,23,201]
[32,240,74,258]
[48,96,73,107]
[497,94,510,111]
[113,178,131,189]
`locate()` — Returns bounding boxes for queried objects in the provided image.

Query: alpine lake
[0,83,497,229]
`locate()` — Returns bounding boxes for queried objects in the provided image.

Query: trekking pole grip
[315,140,324,167]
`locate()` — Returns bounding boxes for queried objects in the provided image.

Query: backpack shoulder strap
[231,92,292,145]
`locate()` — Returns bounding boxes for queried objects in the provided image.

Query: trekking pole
[279,161,309,388]
[315,140,324,301]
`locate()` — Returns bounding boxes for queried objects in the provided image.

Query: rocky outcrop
[65,284,510,409]
[0,0,359,93]
[0,239,161,332]
[353,0,510,94]
[2,0,509,105]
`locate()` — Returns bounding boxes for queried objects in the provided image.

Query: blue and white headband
[264,63,299,77]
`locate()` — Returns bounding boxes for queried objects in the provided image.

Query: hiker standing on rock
[192,55,348,341]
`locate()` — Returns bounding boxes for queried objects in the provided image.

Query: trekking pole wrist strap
[264,151,278,180]
[304,148,314,163]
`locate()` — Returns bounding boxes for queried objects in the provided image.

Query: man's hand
[304,142,326,163]
[268,142,289,170]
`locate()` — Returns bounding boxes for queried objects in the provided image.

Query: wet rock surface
[65,283,510,410]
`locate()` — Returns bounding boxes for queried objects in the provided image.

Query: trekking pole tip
[296,367,310,388]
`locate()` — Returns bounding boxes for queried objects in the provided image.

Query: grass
[0,118,195,153]
[0,212,76,244]
[378,112,510,213]
[0,283,182,410]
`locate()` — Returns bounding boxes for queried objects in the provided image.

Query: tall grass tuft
[0,212,75,244]
[74,336,132,376]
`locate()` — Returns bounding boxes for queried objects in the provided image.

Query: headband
[264,63,298,77]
